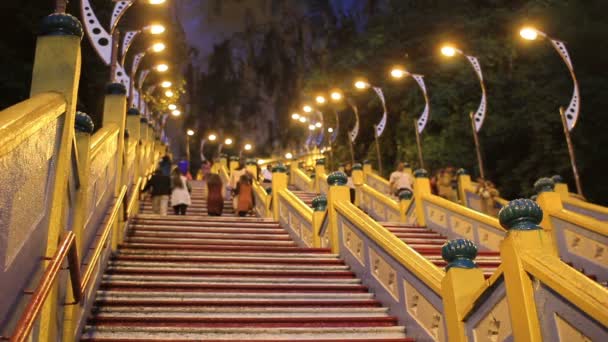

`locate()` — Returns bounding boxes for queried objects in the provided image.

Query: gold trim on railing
[90,124,120,157]
[334,201,444,293]
[278,189,314,222]
[423,193,506,232]
[360,184,400,211]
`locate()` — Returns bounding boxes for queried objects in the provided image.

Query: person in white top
[261,165,273,184]
[389,162,413,197]
[171,168,191,215]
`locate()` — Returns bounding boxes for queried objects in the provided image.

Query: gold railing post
[246,159,258,179]
[102,83,127,250]
[271,165,288,220]
[412,169,431,226]
[440,239,486,342]
[30,13,83,342]
[311,195,327,248]
[326,172,350,253]
[456,168,472,205]
[314,159,326,193]
[126,108,141,184]
[398,189,413,223]
[352,163,364,206]
[499,199,553,342]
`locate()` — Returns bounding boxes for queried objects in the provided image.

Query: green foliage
[304,0,608,204]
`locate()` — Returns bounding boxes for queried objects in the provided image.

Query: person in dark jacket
[143,169,172,215]
[206,174,224,216]
[159,155,172,176]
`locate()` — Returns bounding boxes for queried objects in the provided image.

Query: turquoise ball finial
[551,175,564,184]
[327,171,348,186]
[106,83,127,95]
[74,111,94,133]
[312,195,328,212]
[498,199,543,231]
[456,168,468,176]
[413,169,429,178]
[441,239,478,271]
[399,189,413,200]
[315,158,325,166]
[534,177,555,194]
[272,164,287,173]
[39,13,83,39]
[127,107,140,116]
[352,163,363,170]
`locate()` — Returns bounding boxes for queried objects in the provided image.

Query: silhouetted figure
[235,174,254,217]
[171,168,191,215]
[143,169,172,216]
[206,174,224,216]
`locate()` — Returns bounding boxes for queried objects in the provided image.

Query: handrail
[360,184,400,211]
[551,208,608,236]
[365,171,390,187]
[80,185,127,291]
[126,177,143,218]
[0,93,66,157]
[334,201,444,294]
[423,193,506,232]
[90,125,120,157]
[9,232,80,342]
[292,167,313,191]
[461,265,505,320]
[278,189,314,222]
[563,196,608,217]
[521,251,608,326]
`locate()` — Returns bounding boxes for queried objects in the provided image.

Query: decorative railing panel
[334,202,446,342]
[293,168,313,192]
[463,276,513,342]
[252,181,270,218]
[365,172,391,195]
[357,185,401,222]
[277,190,314,247]
[422,195,506,251]
[563,200,608,222]
[0,93,66,329]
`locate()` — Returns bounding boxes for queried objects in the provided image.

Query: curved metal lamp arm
[464,55,487,132]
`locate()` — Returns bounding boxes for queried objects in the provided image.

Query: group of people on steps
[144,155,255,217]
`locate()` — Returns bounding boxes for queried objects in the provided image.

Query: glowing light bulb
[291,113,300,120]
[327,127,334,133]
[168,104,177,110]
[308,124,315,131]
[330,91,342,101]
[520,27,539,40]
[165,90,174,97]
[315,122,322,128]
[224,138,233,145]
[441,45,456,57]
[299,117,307,123]
[285,152,293,159]
[151,42,166,53]
[354,80,369,89]
[148,0,166,4]
[161,81,172,88]
[244,144,252,151]
[315,95,326,104]
[155,64,169,72]
[186,129,194,136]
[208,134,217,141]
[148,24,165,35]
[390,67,407,79]
[303,105,312,113]
[171,109,181,116]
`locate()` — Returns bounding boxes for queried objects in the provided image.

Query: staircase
[288,186,318,208]
[81,183,413,341]
[380,222,502,278]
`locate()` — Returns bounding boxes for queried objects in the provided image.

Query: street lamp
[353,78,387,175]
[440,43,487,180]
[151,42,166,53]
[149,0,167,4]
[327,127,334,133]
[315,122,322,128]
[308,124,316,131]
[155,63,169,72]
[298,116,307,123]
[186,129,195,164]
[187,129,195,136]
[303,105,313,113]
[389,65,431,169]
[168,104,177,111]
[244,143,253,151]
[315,95,326,105]
[291,113,300,120]
[519,26,583,196]
[330,90,343,101]
[225,138,233,146]
[171,110,181,116]
[285,152,293,160]
[208,134,217,141]
[165,90,174,97]
[161,81,172,88]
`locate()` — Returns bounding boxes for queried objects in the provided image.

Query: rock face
[175,0,380,155]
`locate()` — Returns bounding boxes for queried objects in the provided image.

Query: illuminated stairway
[380,222,502,278]
[81,186,412,341]
[288,186,318,208]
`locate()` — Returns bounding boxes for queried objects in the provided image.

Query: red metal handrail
[8,180,141,342]
[9,232,79,342]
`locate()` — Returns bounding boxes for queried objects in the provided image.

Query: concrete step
[90,307,390,317]
[101,274,362,284]
[81,326,410,341]
[94,290,376,301]
[108,261,350,271]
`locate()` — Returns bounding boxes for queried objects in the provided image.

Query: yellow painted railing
[356,184,402,222]
[292,167,314,192]
[364,171,391,195]
[318,172,329,195]
[277,189,317,247]
[252,180,271,218]
[562,196,608,221]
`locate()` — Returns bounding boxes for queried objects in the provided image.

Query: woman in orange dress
[206,174,224,216]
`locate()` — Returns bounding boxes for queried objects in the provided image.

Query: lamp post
[441,44,488,180]
[240,143,253,160]
[519,27,584,197]
[389,66,431,169]
[353,79,387,175]
[186,129,195,163]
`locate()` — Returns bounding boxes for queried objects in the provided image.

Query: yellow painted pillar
[271,165,288,220]
[398,189,414,223]
[30,13,83,342]
[102,83,127,250]
[311,195,327,248]
[413,169,431,226]
[499,199,553,342]
[552,175,570,198]
[532,177,562,255]
[326,171,351,254]
[440,239,487,342]
[362,161,372,184]
[403,162,413,176]
[220,155,228,169]
[229,156,239,174]
[314,159,326,193]
[352,163,364,206]
[456,169,472,205]
[126,108,141,184]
